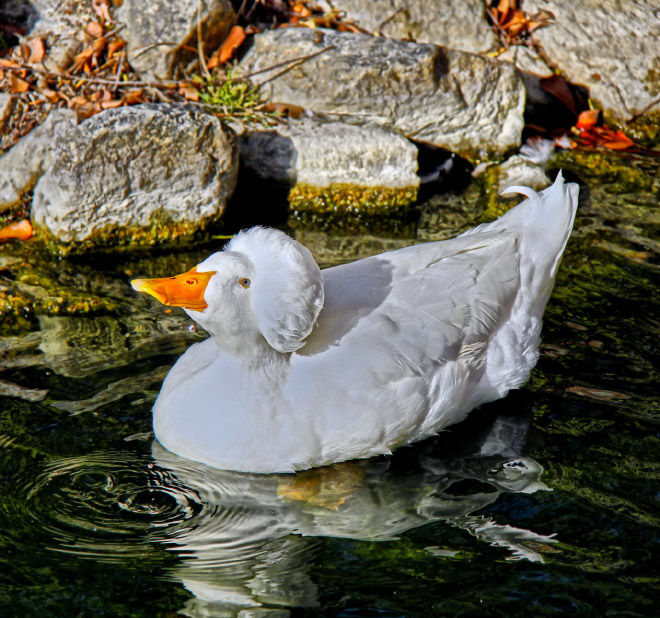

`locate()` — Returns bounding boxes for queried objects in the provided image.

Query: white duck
[132,173,578,473]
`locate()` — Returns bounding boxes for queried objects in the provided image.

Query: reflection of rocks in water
[37,314,203,378]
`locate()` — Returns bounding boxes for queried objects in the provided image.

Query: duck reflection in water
[146,403,556,617]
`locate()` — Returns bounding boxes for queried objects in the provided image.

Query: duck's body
[134,174,579,473]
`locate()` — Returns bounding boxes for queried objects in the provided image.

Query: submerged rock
[119,0,235,79]
[239,28,525,159]
[524,0,660,135]
[315,0,498,54]
[240,119,419,216]
[13,104,238,252]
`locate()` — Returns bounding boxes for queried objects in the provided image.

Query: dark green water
[1,163,659,617]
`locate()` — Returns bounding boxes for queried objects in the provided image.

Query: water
[1,162,659,617]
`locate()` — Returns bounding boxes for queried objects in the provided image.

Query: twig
[112,49,124,91]
[627,96,660,124]
[197,0,212,79]
[240,46,336,82]
[376,8,403,35]
[4,64,178,88]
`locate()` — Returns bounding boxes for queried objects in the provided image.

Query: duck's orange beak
[131,267,216,311]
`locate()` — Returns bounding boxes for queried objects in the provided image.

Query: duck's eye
[185,279,196,286]
[239,277,251,289]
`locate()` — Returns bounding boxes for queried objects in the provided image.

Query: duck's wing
[301,230,521,368]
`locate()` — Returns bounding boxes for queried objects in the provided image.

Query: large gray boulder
[316,0,498,54]
[239,28,525,158]
[240,119,419,214]
[0,104,238,251]
[118,0,235,79]
[525,0,660,126]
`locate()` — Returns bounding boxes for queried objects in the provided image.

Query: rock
[316,0,498,54]
[119,0,235,79]
[28,0,92,73]
[498,155,550,192]
[25,104,237,251]
[525,0,660,126]
[240,119,419,214]
[0,109,78,211]
[239,28,525,158]
[0,94,14,137]
[495,45,552,77]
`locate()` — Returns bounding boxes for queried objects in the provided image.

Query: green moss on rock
[287,182,418,234]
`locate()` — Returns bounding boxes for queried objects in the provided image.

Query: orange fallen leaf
[85,21,104,38]
[25,37,45,63]
[100,98,123,109]
[9,73,30,93]
[40,88,60,103]
[0,220,33,242]
[576,109,600,130]
[0,58,22,69]
[262,101,304,118]
[208,25,246,68]
[123,90,144,104]
[178,83,199,101]
[107,38,126,58]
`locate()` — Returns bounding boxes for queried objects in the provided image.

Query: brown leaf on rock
[9,73,30,93]
[85,21,104,38]
[25,38,46,63]
[100,98,123,109]
[540,74,578,115]
[262,101,303,118]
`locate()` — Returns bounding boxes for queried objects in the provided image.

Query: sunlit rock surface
[315,0,498,54]
[241,119,419,214]
[19,105,238,251]
[118,0,235,79]
[525,0,660,131]
[239,28,525,158]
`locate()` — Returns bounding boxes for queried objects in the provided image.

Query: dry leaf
[92,0,112,23]
[25,38,45,63]
[85,21,104,38]
[9,73,30,93]
[123,90,144,104]
[178,83,199,101]
[0,220,33,241]
[40,88,60,103]
[576,109,600,130]
[0,58,22,69]
[208,25,246,69]
[263,101,304,118]
[107,38,126,58]
[565,386,629,401]
[100,98,123,109]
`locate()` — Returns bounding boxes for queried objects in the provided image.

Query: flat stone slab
[316,0,498,54]
[241,119,419,214]
[0,104,238,251]
[525,0,660,125]
[239,28,525,158]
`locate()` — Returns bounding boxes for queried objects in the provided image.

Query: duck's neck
[212,332,291,389]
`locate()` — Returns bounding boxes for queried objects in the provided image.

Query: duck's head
[131,227,324,355]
